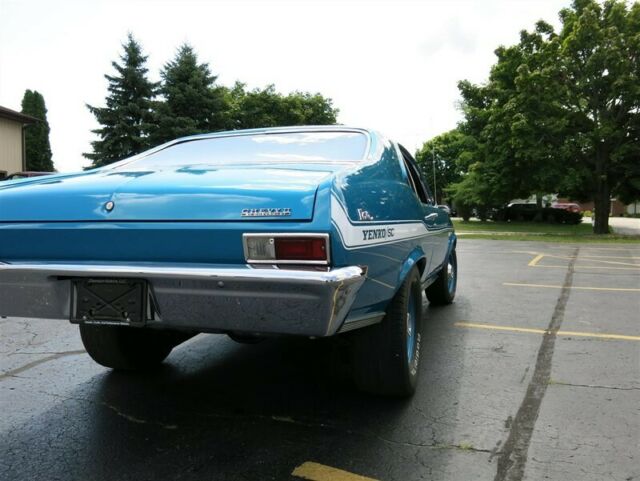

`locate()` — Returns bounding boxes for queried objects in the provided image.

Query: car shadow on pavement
[1,303,471,481]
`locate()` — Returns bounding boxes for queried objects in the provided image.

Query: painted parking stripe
[533,264,640,271]
[292,462,378,481]
[503,282,640,292]
[525,252,640,268]
[455,322,640,341]
[579,255,640,260]
[546,246,640,252]
[514,249,640,261]
[528,254,545,267]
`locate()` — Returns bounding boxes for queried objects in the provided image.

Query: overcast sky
[0,0,570,172]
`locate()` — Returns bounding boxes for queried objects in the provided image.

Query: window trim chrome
[110,128,372,170]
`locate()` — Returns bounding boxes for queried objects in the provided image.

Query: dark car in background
[495,202,582,224]
[504,203,538,221]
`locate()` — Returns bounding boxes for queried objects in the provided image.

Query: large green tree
[84,34,157,167]
[149,44,228,145]
[415,128,474,204]
[450,23,569,209]
[20,90,54,171]
[552,0,640,233]
[445,0,639,233]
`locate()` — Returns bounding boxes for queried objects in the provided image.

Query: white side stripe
[331,196,430,249]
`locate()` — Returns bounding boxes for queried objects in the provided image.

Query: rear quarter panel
[329,133,451,324]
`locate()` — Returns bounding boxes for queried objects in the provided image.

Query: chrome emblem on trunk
[241,208,291,217]
[105,201,115,212]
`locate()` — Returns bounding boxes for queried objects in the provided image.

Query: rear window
[123,131,368,168]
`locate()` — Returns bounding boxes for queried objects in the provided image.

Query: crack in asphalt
[371,432,493,453]
[0,350,86,381]
[23,387,180,430]
[270,413,496,455]
[101,401,178,429]
[494,247,579,481]
[550,381,639,391]
[190,407,496,456]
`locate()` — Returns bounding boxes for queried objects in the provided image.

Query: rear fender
[397,247,427,293]
[431,232,457,277]
[447,233,457,257]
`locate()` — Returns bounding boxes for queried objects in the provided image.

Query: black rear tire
[79,324,189,370]
[426,248,457,305]
[352,267,423,397]
[228,333,265,344]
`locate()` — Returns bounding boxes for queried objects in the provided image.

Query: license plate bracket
[71,278,147,325]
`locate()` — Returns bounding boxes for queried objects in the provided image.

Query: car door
[397,145,450,274]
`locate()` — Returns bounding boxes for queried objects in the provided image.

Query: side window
[398,144,432,204]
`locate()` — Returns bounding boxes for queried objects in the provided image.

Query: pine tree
[84,33,158,167]
[149,44,228,145]
[20,90,54,172]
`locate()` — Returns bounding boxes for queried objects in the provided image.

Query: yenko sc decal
[362,227,395,241]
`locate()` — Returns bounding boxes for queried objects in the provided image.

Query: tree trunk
[593,146,610,235]
[535,193,543,208]
[593,187,610,234]
[534,193,543,222]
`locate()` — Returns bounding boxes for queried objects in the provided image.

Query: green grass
[452,219,640,243]
[453,220,593,234]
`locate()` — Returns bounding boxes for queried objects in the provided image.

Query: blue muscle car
[0,126,457,396]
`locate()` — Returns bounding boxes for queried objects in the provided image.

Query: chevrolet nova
[0,126,457,396]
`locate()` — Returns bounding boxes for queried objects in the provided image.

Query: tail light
[243,234,329,265]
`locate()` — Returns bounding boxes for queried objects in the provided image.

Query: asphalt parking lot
[1,239,638,481]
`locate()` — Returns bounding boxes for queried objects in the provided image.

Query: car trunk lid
[0,166,331,222]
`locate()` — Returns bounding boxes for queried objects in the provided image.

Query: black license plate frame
[71,278,147,325]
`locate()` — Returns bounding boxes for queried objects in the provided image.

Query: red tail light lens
[275,238,327,261]
[243,234,329,264]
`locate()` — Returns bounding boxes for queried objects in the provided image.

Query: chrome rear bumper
[0,262,365,336]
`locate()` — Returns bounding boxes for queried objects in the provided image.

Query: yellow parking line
[557,246,639,252]
[503,282,640,292]
[528,254,545,267]
[580,255,640,260]
[574,257,640,267]
[455,322,640,341]
[534,264,640,271]
[524,252,639,268]
[293,462,378,481]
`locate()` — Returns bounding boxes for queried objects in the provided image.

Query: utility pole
[432,145,437,204]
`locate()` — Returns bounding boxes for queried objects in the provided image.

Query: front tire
[426,248,457,305]
[352,267,423,397]
[79,324,187,370]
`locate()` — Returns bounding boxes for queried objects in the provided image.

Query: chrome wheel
[447,252,457,294]
[406,293,417,362]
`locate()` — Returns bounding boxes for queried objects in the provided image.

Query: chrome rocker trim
[0,262,365,337]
